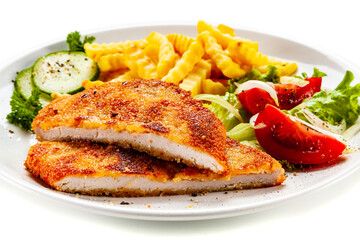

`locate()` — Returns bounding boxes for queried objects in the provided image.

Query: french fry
[162,40,204,84]
[179,60,211,96]
[143,44,159,65]
[256,62,297,76]
[97,53,127,72]
[110,70,137,82]
[199,31,246,79]
[146,32,176,79]
[197,20,258,51]
[86,20,297,93]
[123,45,157,79]
[167,33,195,55]
[84,40,147,62]
[202,79,227,95]
[98,69,129,82]
[217,24,235,37]
[238,43,298,75]
[81,80,104,89]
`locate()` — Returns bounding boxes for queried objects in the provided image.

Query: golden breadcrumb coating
[32,79,228,172]
[25,138,285,197]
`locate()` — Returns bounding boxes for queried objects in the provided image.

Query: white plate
[0,24,359,221]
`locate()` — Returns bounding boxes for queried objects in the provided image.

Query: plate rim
[0,23,360,221]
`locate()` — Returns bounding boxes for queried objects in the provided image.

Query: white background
[1,0,359,239]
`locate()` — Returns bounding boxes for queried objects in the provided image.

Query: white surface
[1,0,359,239]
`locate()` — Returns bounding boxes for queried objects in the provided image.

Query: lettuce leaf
[202,92,242,131]
[199,93,257,142]
[289,70,360,128]
[227,65,280,93]
[240,140,263,150]
[299,67,327,79]
[226,123,256,142]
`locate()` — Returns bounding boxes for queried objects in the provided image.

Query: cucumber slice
[32,51,99,94]
[15,67,52,106]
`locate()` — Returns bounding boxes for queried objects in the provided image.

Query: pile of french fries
[83,20,297,96]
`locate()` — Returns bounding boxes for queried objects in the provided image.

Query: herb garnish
[66,31,96,52]
[6,87,42,132]
[7,31,96,132]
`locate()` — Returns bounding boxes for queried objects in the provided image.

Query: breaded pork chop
[25,138,286,197]
[32,79,227,173]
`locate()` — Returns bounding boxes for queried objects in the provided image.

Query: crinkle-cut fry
[81,80,105,90]
[225,42,253,73]
[226,40,249,65]
[174,53,181,63]
[238,42,298,75]
[123,45,157,79]
[98,69,129,82]
[199,31,246,79]
[217,24,235,37]
[84,43,122,62]
[276,62,298,76]
[237,44,271,66]
[179,60,211,96]
[256,65,270,74]
[179,81,200,96]
[110,70,138,82]
[51,92,70,100]
[234,37,259,51]
[146,32,176,79]
[97,53,127,72]
[167,33,195,55]
[256,62,298,76]
[237,43,289,67]
[240,64,252,73]
[197,20,258,51]
[162,40,204,85]
[199,59,212,79]
[197,20,233,49]
[143,44,159,65]
[202,78,227,95]
[84,40,147,62]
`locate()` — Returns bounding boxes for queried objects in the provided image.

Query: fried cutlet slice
[24,138,286,197]
[32,79,227,173]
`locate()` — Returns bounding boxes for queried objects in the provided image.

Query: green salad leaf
[299,67,327,79]
[240,140,263,150]
[226,123,256,142]
[197,92,243,131]
[196,93,257,143]
[7,87,43,132]
[7,31,96,132]
[289,70,360,128]
[66,31,96,52]
[227,65,280,93]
